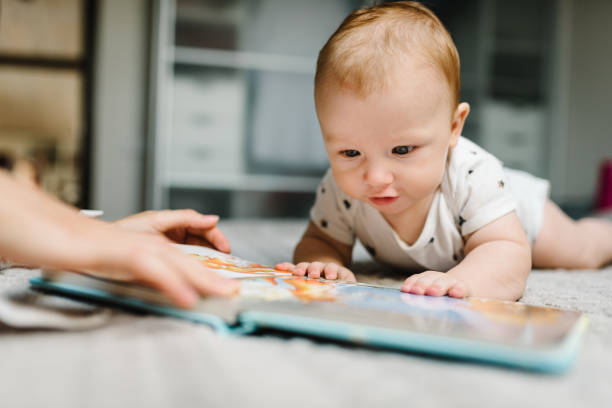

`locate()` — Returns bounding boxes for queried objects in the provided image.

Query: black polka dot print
[468,169,474,175]
[428,237,435,244]
[343,199,351,210]
[458,216,466,227]
[365,245,376,257]
[321,219,328,228]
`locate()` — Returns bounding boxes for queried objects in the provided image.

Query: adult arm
[114,209,230,253]
[0,171,238,308]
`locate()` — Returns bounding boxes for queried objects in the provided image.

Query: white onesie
[310,137,549,272]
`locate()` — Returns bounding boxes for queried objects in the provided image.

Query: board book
[29,244,588,373]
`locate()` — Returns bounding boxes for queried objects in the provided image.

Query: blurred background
[0,0,610,221]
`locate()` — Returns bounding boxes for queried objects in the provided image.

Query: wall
[91,0,148,220]
[562,0,612,206]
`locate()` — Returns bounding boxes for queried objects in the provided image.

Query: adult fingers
[183,232,231,254]
[184,235,215,248]
[125,237,240,307]
[161,244,239,297]
[126,248,199,309]
[195,226,231,253]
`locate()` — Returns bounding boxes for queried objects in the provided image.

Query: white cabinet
[170,68,247,176]
[480,101,546,176]
[146,0,355,217]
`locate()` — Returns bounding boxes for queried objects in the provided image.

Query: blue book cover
[30,244,588,374]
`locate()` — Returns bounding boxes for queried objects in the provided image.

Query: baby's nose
[364,162,394,187]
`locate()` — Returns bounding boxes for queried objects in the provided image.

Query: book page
[176,244,291,279]
[235,276,583,350]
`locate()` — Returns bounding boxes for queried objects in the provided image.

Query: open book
[29,244,588,373]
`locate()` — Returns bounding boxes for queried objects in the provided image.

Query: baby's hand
[275,262,356,282]
[401,271,470,298]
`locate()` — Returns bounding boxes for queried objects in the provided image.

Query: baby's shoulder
[443,137,506,204]
[445,137,503,187]
[447,137,500,174]
[319,169,345,196]
[316,168,359,210]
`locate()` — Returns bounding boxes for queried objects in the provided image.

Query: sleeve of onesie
[309,170,356,245]
[449,143,517,237]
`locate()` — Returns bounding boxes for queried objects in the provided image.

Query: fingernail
[203,215,219,222]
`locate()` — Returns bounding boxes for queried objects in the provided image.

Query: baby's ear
[450,102,470,148]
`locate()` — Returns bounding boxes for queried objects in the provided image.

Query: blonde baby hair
[315,1,461,107]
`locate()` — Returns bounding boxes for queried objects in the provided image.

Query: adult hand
[114,209,230,253]
[0,171,238,308]
[73,223,239,308]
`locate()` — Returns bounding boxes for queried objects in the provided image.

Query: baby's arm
[402,212,531,300]
[276,221,356,281]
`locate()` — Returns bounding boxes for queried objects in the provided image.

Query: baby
[276,1,612,301]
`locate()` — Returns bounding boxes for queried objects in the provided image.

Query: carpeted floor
[0,219,610,407]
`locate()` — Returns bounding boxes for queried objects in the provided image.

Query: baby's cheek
[400,166,442,197]
[335,177,363,199]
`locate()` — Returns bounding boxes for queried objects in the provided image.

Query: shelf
[175,4,245,27]
[164,171,322,193]
[172,46,316,75]
[493,39,542,56]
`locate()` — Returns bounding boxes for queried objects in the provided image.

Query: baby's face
[315,64,468,220]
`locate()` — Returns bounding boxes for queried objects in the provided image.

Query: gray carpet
[0,219,610,407]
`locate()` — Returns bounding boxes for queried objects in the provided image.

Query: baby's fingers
[422,275,469,298]
[322,263,339,280]
[401,271,441,295]
[275,262,295,272]
[291,262,311,276]
[401,274,420,293]
[447,281,469,298]
[424,275,457,296]
[293,262,327,278]
[306,262,325,279]
[337,267,356,282]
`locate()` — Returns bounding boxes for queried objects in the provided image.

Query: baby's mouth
[369,196,398,206]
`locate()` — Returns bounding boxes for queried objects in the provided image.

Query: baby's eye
[392,145,415,155]
[340,149,360,158]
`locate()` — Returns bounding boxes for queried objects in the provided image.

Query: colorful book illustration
[30,244,588,373]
